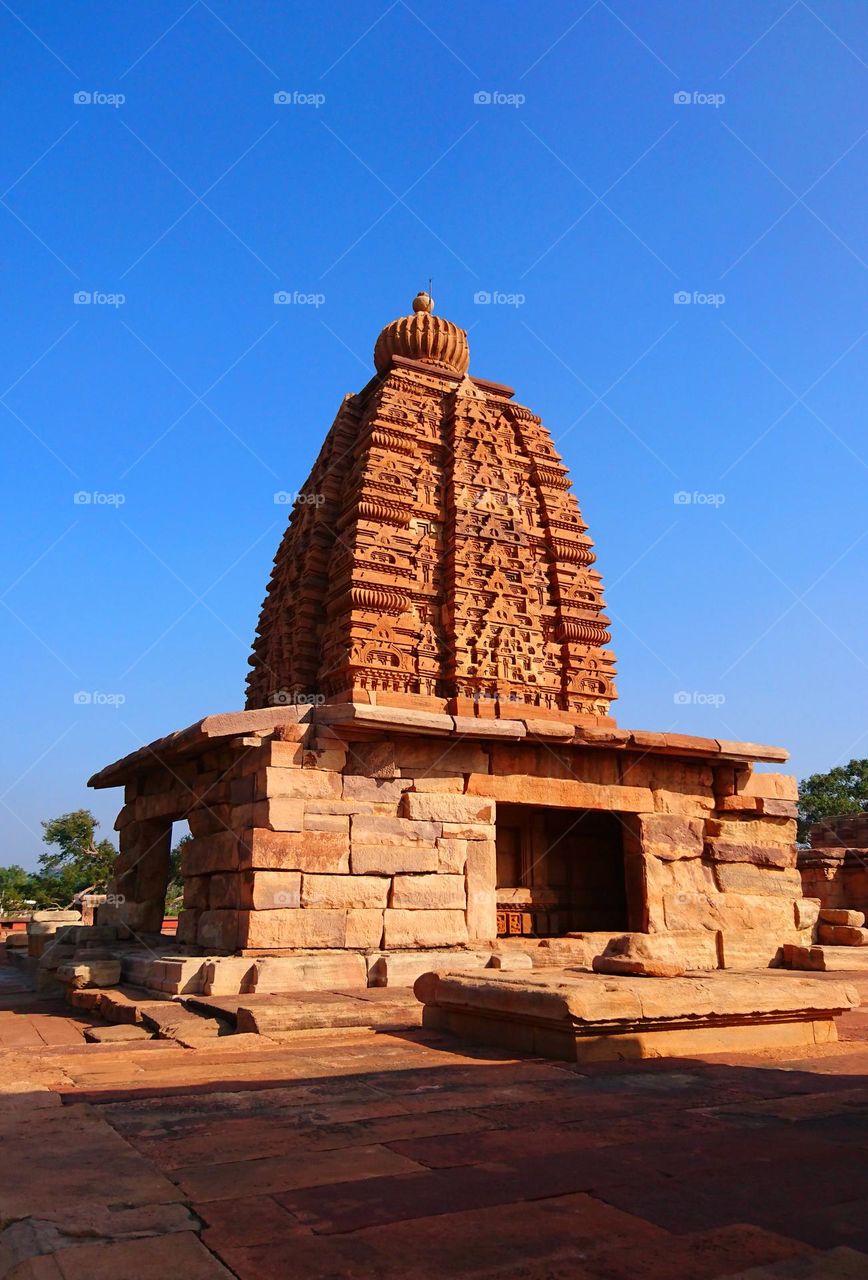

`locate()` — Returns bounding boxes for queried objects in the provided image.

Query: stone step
[233,990,422,1035]
[783,943,868,971]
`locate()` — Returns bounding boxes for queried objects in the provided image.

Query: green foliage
[0,864,40,913]
[38,809,117,902]
[798,759,868,841]
[165,832,190,917]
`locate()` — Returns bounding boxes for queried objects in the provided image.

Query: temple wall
[103,722,812,969]
[798,815,868,914]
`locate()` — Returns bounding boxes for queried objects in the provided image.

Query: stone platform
[414,970,860,1063]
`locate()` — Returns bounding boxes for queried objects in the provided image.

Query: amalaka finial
[413,291,434,314]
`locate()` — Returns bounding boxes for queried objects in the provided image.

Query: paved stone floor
[2,953,868,1278]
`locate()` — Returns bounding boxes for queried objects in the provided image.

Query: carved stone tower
[246,293,617,725]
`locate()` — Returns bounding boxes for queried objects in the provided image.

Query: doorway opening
[495,804,629,937]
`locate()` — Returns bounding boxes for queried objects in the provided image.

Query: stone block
[241,908,347,949]
[261,766,342,800]
[175,910,199,945]
[351,844,439,875]
[436,838,467,873]
[636,814,704,861]
[345,740,399,778]
[663,890,794,934]
[818,924,868,946]
[253,952,368,991]
[367,949,489,987]
[820,908,866,927]
[717,929,798,970]
[183,875,210,910]
[345,907,385,949]
[241,828,350,873]
[303,813,350,833]
[197,909,242,951]
[249,797,305,832]
[383,908,469,949]
[391,874,466,909]
[202,957,255,995]
[351,813,441,844]
[713,863,801,898]
[466,888,497,943]
[343,776,410,802]
[208,872,242,910]
[301,873,389,909]
[795,898,821,930]
[741,771,798,801]
[394,739,489,773]
[401,793,494,824]
[241,870,302,910]
[487,951,533,970]
[466,773,653,813]
[704,839,794,869]
[441,822,495,840]
[181,831,239,876]
[592,934,686,978]
[57,959,121,989]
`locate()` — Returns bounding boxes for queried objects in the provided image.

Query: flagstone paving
[2,953,868,1278]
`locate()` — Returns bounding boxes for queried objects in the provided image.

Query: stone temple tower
[90,292,798,977]
[245,292,617,725]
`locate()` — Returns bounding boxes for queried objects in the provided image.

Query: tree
[0,865,40,914]
[39,809,116,902]
[165,833,190,916]
[798,759,868,842]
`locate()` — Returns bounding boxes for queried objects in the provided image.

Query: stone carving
[246,295,616,722]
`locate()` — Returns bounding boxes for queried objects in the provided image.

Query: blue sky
[2,1,866,868]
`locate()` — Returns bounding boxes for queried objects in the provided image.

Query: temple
[89,293,816,987]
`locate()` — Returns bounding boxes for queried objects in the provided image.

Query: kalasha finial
[373,289,469,375]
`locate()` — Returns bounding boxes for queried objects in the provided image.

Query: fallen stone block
[56,959,121,989]
[818,924,868,947]
[487,951,533,971]
[592,933,686,978]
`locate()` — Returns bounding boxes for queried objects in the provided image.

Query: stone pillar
[104,817,172,934]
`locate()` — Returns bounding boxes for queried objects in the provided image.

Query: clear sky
[2,1,866,869]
